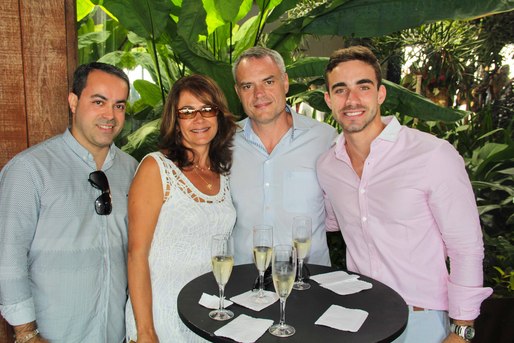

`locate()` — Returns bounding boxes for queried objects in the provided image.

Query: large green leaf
[213,0,244,23]
[232,16,261,59]
[78,31,110,49]
[101,0,173,39]
[268,0,514,48]
[382,80,466,122]
[133,80,162,107]
[122,118,161,161]
[177,0,208,41]
[77,0,95,21]
[267,0,300,23]
[287,57,328,79]
[166,34,242,115]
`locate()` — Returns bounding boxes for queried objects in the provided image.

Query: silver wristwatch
[450,323,475,341]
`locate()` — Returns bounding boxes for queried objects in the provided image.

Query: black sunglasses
[88,171,112,215]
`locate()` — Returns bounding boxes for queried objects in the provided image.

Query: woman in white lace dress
[125,75,237,342]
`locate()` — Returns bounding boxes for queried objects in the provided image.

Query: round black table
[178,264,407,342]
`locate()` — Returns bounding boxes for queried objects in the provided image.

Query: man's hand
[132,331,159,343]
[12,321,48,343]
[444,319,474,343]
[442,332,468,343]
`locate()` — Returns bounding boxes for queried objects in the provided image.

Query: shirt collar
[239,105,310,142]
[62,128,116,170]
[334,115,401,158]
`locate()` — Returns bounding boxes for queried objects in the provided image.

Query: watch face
[464,327,475,339]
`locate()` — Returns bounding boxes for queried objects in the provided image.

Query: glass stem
[218,284,225,310]
[297,259,304,283]
[258,271,265,296]
[279,297,287,326]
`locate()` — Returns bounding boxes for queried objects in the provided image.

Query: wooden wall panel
[19,0,70,147]
[0,0,28,169]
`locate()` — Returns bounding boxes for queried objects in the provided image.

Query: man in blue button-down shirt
[230,47,337,267]
[0,62,138,343]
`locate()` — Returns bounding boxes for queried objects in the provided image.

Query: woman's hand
[132,331,160,343]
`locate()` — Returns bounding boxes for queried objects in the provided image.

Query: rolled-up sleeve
[427,142,492,320]
[0,158,39,325]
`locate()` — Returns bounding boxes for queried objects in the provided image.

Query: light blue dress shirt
[0,129,137,342]
[230,106,337,266]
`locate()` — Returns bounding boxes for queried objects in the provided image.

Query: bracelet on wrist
[14,329,39,343]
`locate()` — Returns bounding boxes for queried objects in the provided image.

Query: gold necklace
[193,165,213,190]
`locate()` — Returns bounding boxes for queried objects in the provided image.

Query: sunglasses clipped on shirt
[177,106,219,120]
[88,170,112,215]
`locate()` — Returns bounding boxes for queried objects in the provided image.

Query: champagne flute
[209,234,234,321]
[292,215,312,290]
[252,225,273,303]
[269,244,297,337]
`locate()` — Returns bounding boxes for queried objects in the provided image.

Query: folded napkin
[310,271,359,285]
[320,279,372,295]
[311,271,372,295]
[198,293,233,309]
[230,290,279,311]
[214,314,274,343]
[315,304,368,332]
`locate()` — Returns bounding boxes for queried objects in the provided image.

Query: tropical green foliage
[76,0,514,295]
[76,0,512,158]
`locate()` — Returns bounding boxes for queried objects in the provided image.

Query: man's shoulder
[2,135,64,168]
[317,143,337,166]
[114,146,138,165]
[400,125,449,148]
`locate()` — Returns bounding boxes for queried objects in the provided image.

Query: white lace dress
[125,152,236,342]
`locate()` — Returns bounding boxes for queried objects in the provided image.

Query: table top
[178,264,407,343]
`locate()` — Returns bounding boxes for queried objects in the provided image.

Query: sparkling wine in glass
[269,244,297,337]
[252,225,273,303]
[209,234,234,321]
[292,215,312,290]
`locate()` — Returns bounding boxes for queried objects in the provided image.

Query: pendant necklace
[193,164,213,190]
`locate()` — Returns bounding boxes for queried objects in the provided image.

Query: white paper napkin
[315,304,369,332]
[310,271,360,284]
[311,271,372,295]
[320,279,373,295]
[198,293,233,309]
[214,314,274,343]
[229,290,279,311]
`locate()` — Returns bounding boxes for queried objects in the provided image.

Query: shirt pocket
[283,170,322,214]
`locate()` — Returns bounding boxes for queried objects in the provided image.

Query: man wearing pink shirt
[317,46,492,343]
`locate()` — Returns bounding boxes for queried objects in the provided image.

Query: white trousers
[393,307,450,343]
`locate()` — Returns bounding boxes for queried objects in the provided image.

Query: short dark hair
[159,74,236,174]
[72,62,130,98]
[325,46,382,91]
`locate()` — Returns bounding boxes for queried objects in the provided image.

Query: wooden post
[0,0,77,340]
[0,0,76,169]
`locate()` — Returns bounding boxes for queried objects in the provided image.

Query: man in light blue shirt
[230,47,337,266]
[0,62,138,342]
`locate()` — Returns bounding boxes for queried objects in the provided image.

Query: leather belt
[412,306,425,311]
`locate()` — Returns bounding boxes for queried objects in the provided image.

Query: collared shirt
[230,106,337,266]
[0,129,137,342]
[317,116,492,320]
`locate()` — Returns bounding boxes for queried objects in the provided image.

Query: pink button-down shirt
[317,116,492,320]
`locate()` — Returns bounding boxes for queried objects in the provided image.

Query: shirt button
[265,182,270,187]
[360,188,366,194]
[362,217,367,222]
